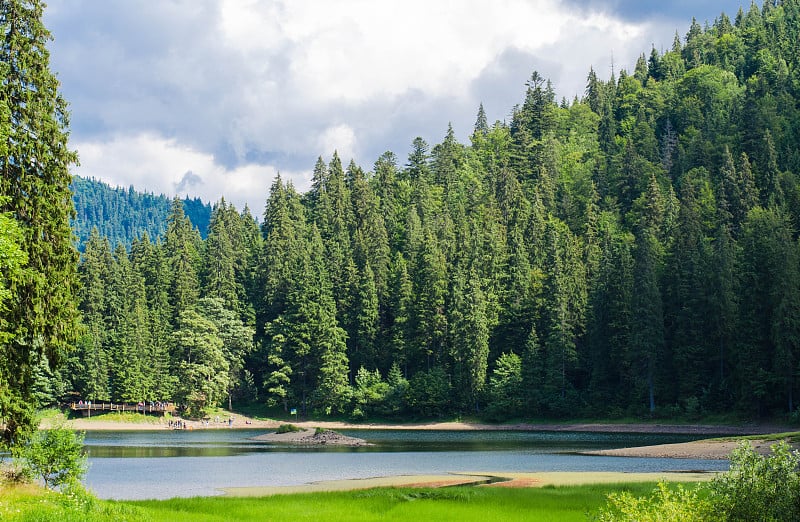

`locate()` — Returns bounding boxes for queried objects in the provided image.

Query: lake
[83,429,730,499]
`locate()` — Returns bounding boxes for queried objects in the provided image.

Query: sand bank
[221,471,715,496]
[249,427,371,446]
[584,438,799,460]
[52,414,788,436]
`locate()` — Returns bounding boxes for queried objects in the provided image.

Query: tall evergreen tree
[72,229,113,401]
[0,0,80,443]
[163,197,201,322]
[631,226,664,414]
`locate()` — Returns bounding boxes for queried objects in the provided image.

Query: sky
[43,0,747,214]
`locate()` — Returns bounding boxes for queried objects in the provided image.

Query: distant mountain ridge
[71,176,212,250]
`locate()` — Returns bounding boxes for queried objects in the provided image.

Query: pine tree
[449,264,490,411]
[631,226,664,414]
[130,233,175,400]
[307,226,351,414]
[587,213,634,411]
[73,229,113,401]
[539,218,587,410]
[202,199,240,312]
[408,226,448,372]
[0,0,80,443]
[385,251,412,374]
[107,244,154,402]
[163,197,201,322]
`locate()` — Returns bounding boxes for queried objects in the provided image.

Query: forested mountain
[71,176,212,250]
[56,1,800,422]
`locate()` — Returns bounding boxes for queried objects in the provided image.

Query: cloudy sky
[44,0,745,213]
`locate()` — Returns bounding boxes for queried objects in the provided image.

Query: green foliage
[351,367,391,419]
[0,205,26,327]
[275,423,301,434]
[709,441,800,521]
[1,0,81,443]
[173,309,229,417]
[598,441,800,522]
[1,482,659,522]
[13,426,87,491]
[405,367,452,418]
[597,481,716,521]
[485,352,523,420]
[71,176,212,251]
[61,2,800,422]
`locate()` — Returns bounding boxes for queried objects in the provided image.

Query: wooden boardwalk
[69,401,175,416]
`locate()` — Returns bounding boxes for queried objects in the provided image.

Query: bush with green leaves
[596,482,717,521]
[708,440,800,521]
[597,440,800,521]
[13,425,87,490]
[275,423,302,434]
[404,367,452,418]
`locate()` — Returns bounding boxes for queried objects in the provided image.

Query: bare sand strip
[221,471,715,497]
[250,428,371,446]
[584,439,799,460]
[473,471,715,488]
[55,415,788,436]
[222,474,494,496]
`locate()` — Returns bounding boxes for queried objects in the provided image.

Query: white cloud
[217,0,648,104]
[74,133,302,213]
[48,0,688,207]
[318,124,358,162]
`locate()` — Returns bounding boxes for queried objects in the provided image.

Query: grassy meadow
[1,482,671,521]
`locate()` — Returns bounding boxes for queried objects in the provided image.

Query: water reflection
[83,429,709,458]
[81,429,731,500]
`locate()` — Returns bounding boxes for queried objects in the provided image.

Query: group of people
[137,401,169,410]
[167,416,236,429]
[168,419,188,429]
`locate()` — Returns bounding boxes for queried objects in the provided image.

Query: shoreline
[48,413,792,436]
[221,471,716,496]
[43,413,798,460]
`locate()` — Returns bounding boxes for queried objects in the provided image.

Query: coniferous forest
[6,2,800,431]
[71,176,212,251]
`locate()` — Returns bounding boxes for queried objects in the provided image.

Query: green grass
[76,411,165,424]
[1,482,682,522]
[128,485,668,522]
[708,431,800,443]
[275,423,302,434]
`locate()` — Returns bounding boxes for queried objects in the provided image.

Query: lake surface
[83,429,730,500]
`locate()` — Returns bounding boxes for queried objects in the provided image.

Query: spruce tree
[73,229,113,401]
[164,197,201,322]
[0,0,80,442]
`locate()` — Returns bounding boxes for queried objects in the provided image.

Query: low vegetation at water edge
[1,482,660,522]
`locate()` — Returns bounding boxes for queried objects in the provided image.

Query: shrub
[275,423,302,434]
[13,425,87,490]
[596,482,717,521]
[597,441,800,521]
[708,440,800,521]
[405,367,452,418]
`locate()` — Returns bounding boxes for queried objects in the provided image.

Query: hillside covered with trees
[28,1,800,423]
[71,176,212,250]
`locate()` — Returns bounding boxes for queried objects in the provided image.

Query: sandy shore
[47,413,797,460]
[221,471,716,496]
[584,438,799,460]
[51,414,789,436]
